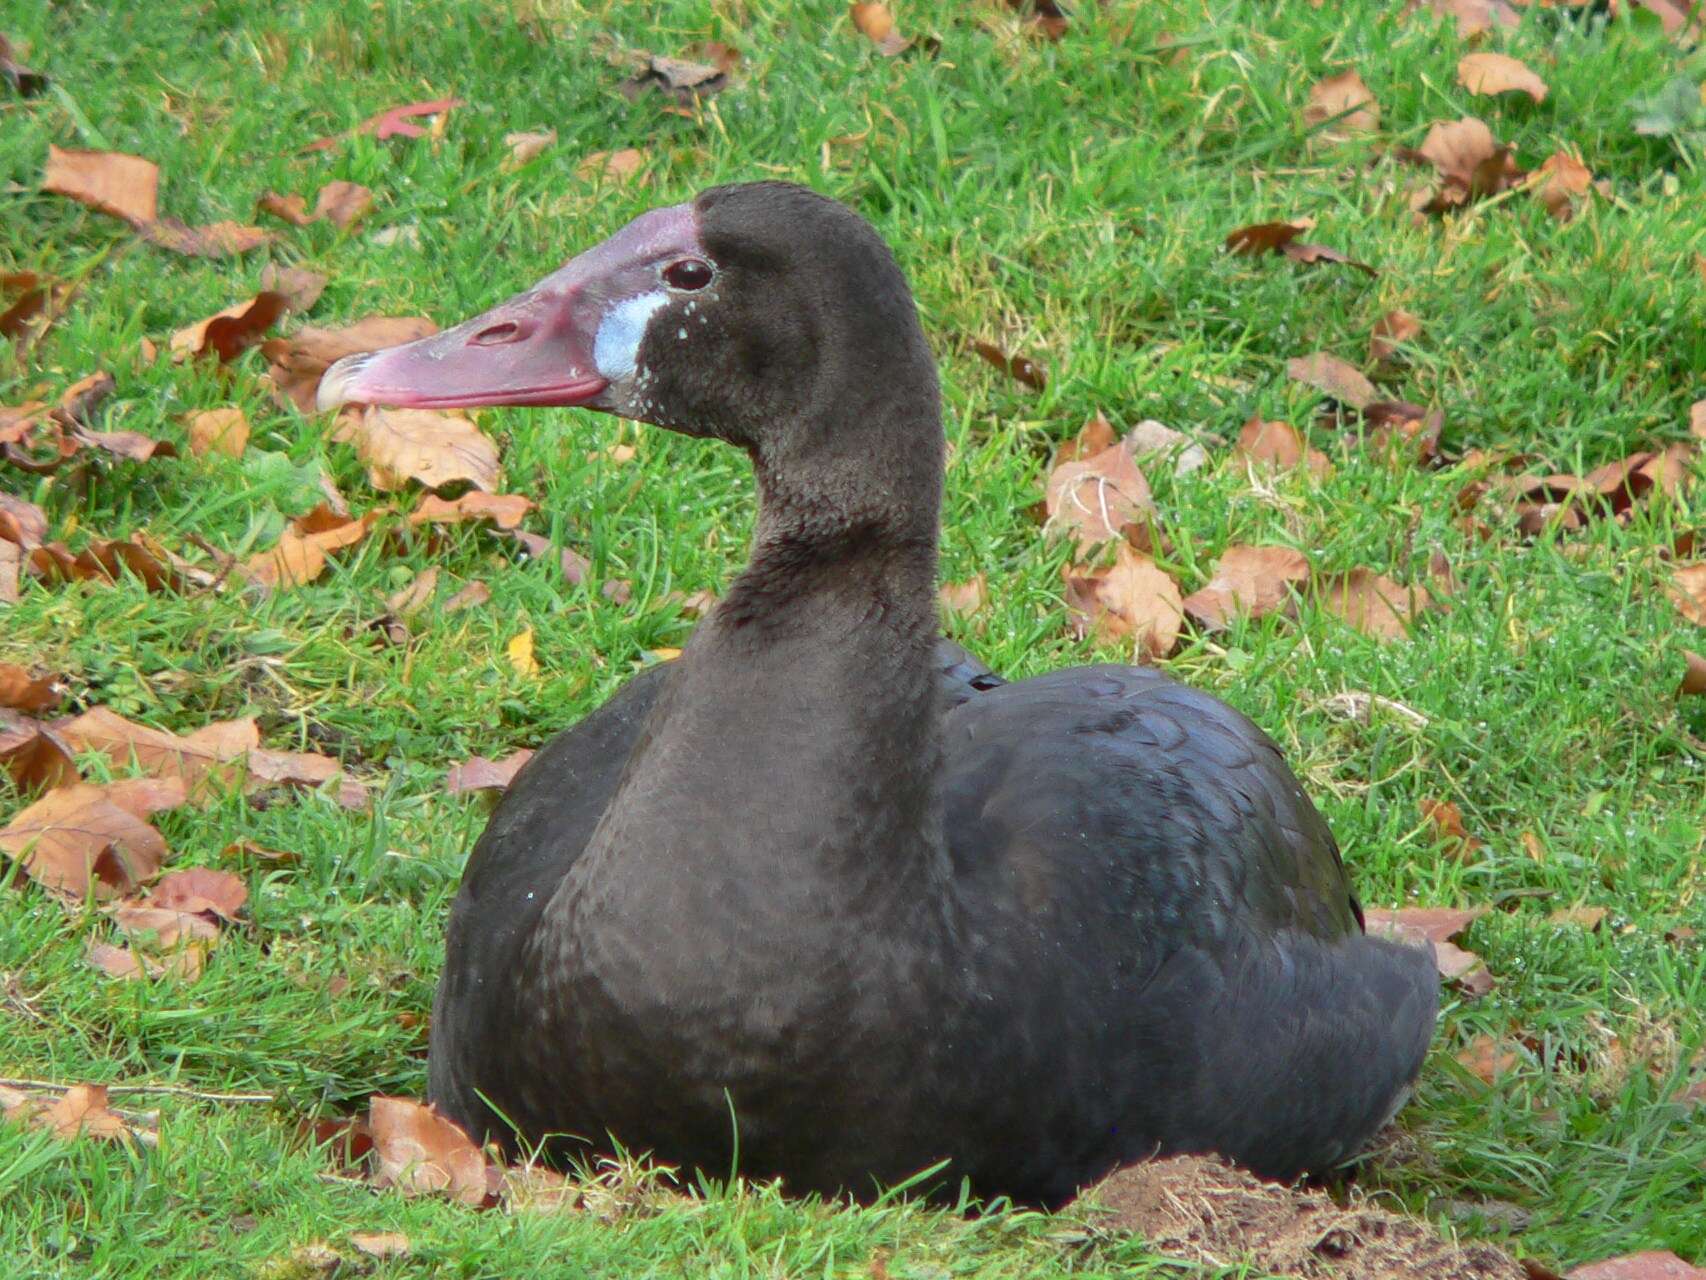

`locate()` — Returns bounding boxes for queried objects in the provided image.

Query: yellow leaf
[507,629,538,677]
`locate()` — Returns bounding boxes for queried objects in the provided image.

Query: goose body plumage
[322,181,1438,1206]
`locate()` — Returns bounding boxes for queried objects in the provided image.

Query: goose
[318,181,1437,1207]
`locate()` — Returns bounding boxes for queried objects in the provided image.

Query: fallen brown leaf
[446,749,535,795]
[1424,0,1521,38]
[1421,796,1483,858]
[1043,436,1154,549]
[1533,149,1593,223]
[0,664,64,714]
[385,566,439,622]
[1234,417,1332,478]
[1121,418,1209,477]
[258,265,328,313]
[1302,68,1379,138]
[972,339,1046,391]
[0,709,78,789]
[1224,220,1311,256]
[1286,352,1377,412]
[1549,905,1608,931]
[1457,1034,1520,1084]
[1410,116,1525,213]
[36,1084,132,1142]
[245,505,383,591]
[42,146,158,224]
[301,97,464,153]
[313,180,374,230]
[1063,544,1183,660]
[1669,563,1706,627]
[261,317,439,414]
[1681,650,1706,698]
[170,292,290,363]
[577,149,646,184]
[349,1233,411,1261]
[88,940,148,981]
[186,408,250,459]
[1315,568,1430,641]
[939,575,987,617]
[1182,545,1310,630]
[504,129,557,168]
[0,33,47,96]
[334,406,500,492]
[0,783,167,899]
[850,2,913,56]
[1365,904,1495,995]
[410,491,533,529]
[149,866,248,920]
[619,53,730,106]
[444,580,491,612]
[1369,309,1423,364]
[28,535,189,594]
[1053,413,1119,466]
[256,191,313,226]
[367,1096,491,1206]
[140,219,272,259]
[1457,52,1548,103]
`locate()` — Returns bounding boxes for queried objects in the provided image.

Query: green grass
[4,0,1705,1275]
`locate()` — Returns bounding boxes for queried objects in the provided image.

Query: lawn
[3,0,1704,1276]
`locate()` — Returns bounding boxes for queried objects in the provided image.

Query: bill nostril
[472,321,521,346]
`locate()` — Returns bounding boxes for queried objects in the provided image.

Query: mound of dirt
[1073,1155,1557,1280]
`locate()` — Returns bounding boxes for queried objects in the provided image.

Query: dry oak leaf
[1316,568,1431,642]
[1044,437,1154,549]
[149,866,248,920]
[1569,1252,1706,1280]
[261,316,438,414]
[410,491,534,529]
[0,664,64,713]
[1533,149,1593,223]
[1457,52,1548,103]
[187,408,250,459]
[245,505,383,591]
[1286,352,1376,411]
[334,406,500,492]
[446,749,535,795]
[170,292,290,363]
[1063,545,1184,660]
[0,708,78,789]
[1182,546,1310,631]
[1303,68,1379,138]
[1235,418,1332,479]
[301,97,464,153]
[1224,221,1373,274]
[578,148,646,184]
[1670,564,1706,627]
[36,1085,132,1142]
[939,575,987,617]
[367,1096,491,1206]
[0,783,168,899]
[42,146,159,224]
[1370,309,1423,364]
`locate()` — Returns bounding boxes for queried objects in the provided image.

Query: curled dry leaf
[140,219,272,259]
[1681,650,1706,698]
[301,97,464,153]
[1054,412,1118,466]
[1315,568,1431,642]
[1533,150,1593,223]
[28,534,191,594]
[42,146,159,224]
[0,663,64,713]
[386,566,439,620]
[1369,309,1423,364]
[261,317,439,414]
[1421,796,1483,859]
[349,1233,411,1261]
[258,265,328,313]
[1063,545,1184,661]
[367,1096,491,1206]
[1457,52,1548,104]
[939,575,987,617]
[149,866,249,920]
[1224,220,1311,255]
[246,504,383,591]
[504,128,557,167]
[1043,436,1154,549]
[0,783,168,899]
[618,53,730,106]
[1286,352,1376,411]
[446,749,535,795]
[1303,68,1379,138]
[334,406,500,492]
[972,339,1047,391]
[1235,418,1332,479]
[1668,564,1706,627]
[1410,117,1525,213]
[410,491,534,529]
[1182,545,1309,631]
[1424,0,1521,37]
[578,148,646,184]
[32,1085,133,1142]
[170,292,290,363]
[187,408,250,459]
[313,180,374,230]
[0,709,78,789]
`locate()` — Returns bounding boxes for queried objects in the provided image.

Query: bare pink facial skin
[316,202,703,414]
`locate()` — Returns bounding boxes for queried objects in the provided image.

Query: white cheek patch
[594,291,669,380]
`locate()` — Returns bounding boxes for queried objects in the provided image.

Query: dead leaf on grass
[1409,116,1526,214]
[1043,436,1154,550]
[258,181,373,230]
[0,709,78,789]
[1457,1034,1521,1084]
[1364,904,1496,996]
[410,491,533,529]
[42,146,159,224]
[507,629,538,677]
[1235,417,1332,478]
[1421,796,1483,859]
[349,1233,411,1261]
[170,292,290,363]
[504,129,557,168]
[0,33,47,96]
[1316,568,1431,641]
[1668,564,1706,627]
[28,535,190,594]
[0,783,168,899]
[1063,545,1184,660]
[334,406,500,492]
[301,97,464,153]
[1224,220,1373,274]
[1457,52,1548,103]
[1182,546,1309,630]
[1569,1251,1706,1280]
[1302,68,1379,138]
[1533,149,1594,223]
[578,148,646,184]
[1286,351,1377,411]
[850,2,913,56]
[1681,650,1706,698]
[446,749,535,795]
[35,1084,133,1142]
[186,408,250,459]
[366,1096,491,1206]
[261,317,439,413]
[245,505,383,591]
[0,664,64,713]
[972,339,1046,391]
[939,575,987,617]
[1369,309,1423,364]
[1422,0,1521,38]
[445,580,491,612]
[1121,418,1210,476]
[618,53,730,106]
[140,219,272,259]
[149,866,248,920]
[258,265,328,313]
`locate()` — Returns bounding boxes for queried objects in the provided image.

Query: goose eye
[662,258,713,291]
